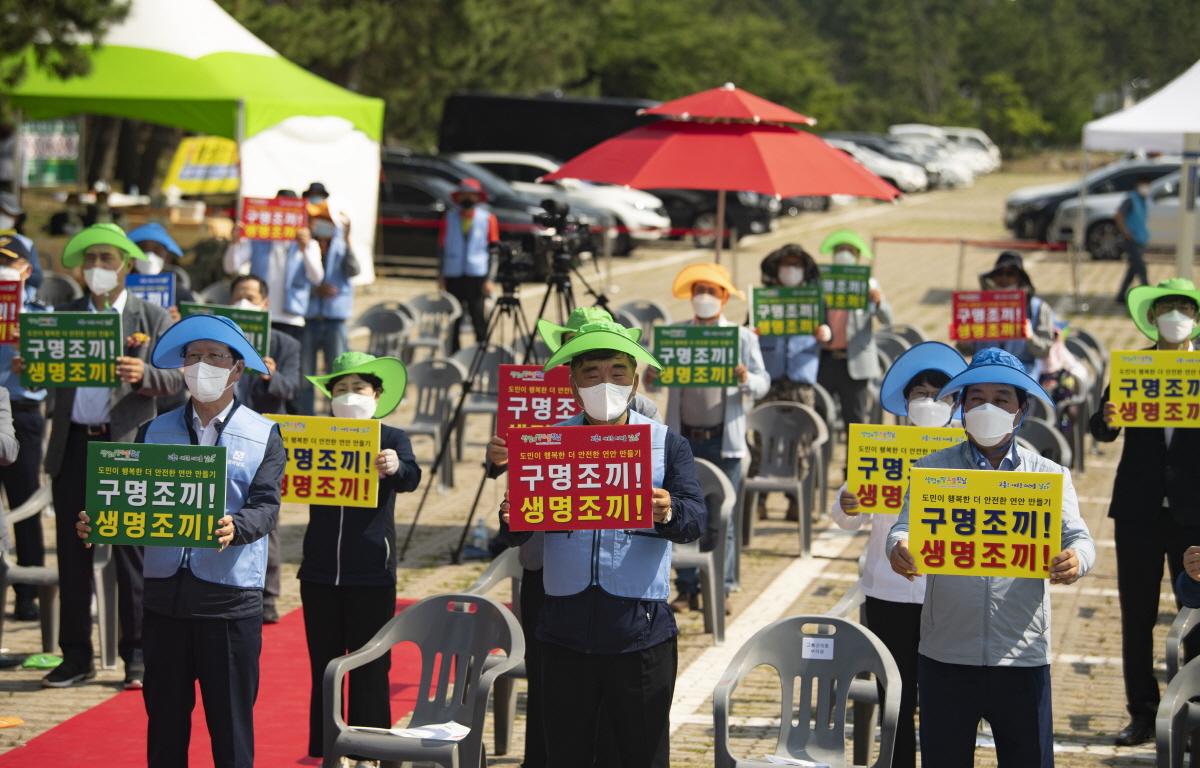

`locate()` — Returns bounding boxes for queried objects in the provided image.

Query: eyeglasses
[182,352,235,367]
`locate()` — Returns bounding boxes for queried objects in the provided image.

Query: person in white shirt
[829,341,966,768]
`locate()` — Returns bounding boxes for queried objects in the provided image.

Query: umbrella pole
[714,188,727,263]
[1177,136,1198,282]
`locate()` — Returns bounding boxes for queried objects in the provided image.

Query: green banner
[21,119,80,188]
[653,325,739,387]
[86,442,226,548]
[820,264,872,310]
[20,311,122,388]
[178,302,270,363]
[752,285,824,336]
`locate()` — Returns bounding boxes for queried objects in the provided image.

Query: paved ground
[0,168,1189,765]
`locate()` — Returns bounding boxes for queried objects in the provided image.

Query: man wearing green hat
[35,223,184,689]
[1090,277,1200,747]
[502,319,704,768]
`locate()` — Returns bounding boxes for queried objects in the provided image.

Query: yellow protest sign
[845,424,963,513]
[163,136,240,196]
[266,415,381,508]
[909,468,1063,578]
[1109,349,1200,427]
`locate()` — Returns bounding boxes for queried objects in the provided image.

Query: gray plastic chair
[400,292,463,362]
[466,548,525,756]
[880,324,925,346]
[713,615,901,768]
[0,486,59,656]
[1026,395,1056,424]
[396,358,466,489]
[742,402,829,556]
[1156,653,1200,768]
[452,343,516,461]
[322,593,524,768]
[616,299,671,347]
[356,308,411,359]
[1017,418,1073,467]
[35,272,82,307]
[873,332,911,369]
[672,458,734,645]
[168,264,193,292]
[811,380,839,471]
[1073,328,1108,366]
[1168,607,1200,681]
[199,279,231,305]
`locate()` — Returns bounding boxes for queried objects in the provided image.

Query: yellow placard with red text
[266,415,380,508]
[845,424,963,513]
[1108,350,1200,427]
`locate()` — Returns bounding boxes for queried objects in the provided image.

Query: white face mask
[231,298,261,312]
[691,293,723,320]
[833,249,857,266]
[577,382,633,422]
[1157,310,1195,344]
[908,397,953,428]
[84,267,120,296]
[963,402,1018,447]
[134,254,163,275]
[0,214,14,231]
[0,266,22,282]
[331,392,377,420]
[778,265,804,287]
[183,361,236,404]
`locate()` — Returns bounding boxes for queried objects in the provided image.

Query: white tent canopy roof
[1084,59,1200,152]
[103,0,275,59]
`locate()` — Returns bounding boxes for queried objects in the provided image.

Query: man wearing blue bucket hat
[127,222,197,304]
[78,313,284,768]
[886,347,1095,768]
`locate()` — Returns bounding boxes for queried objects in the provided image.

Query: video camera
[533,198,591,272]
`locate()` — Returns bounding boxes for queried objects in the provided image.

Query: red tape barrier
[872,235,1068,252]
[378,217,724,239]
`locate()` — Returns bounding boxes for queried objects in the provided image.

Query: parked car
[888,133,977,186]
[449,150,671,255]
[942,126,1002,170]
[1048,171,1199,260]
[650,189,778,247]
[778,195,831,216]
[890,124,995,176]
[826,138,928,193]
[824,132,949,188]
[1005,157,1178,242]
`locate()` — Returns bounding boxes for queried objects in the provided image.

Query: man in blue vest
[78,314,285,768]
[503,319,705,768]
[438,178,499,354]
[1115,175,1153,303]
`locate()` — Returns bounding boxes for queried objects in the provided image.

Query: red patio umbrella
[640,82,816,126]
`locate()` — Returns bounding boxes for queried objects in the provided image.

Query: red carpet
[1,599,419,767]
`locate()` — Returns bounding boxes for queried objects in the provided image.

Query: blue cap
[151,314,267,372]
[126,222,183,259]
[937,347,1053,406]
[879,341,968,417]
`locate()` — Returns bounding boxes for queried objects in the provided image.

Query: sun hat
[671,262,744,300]
[1126,277,1200,342]
[302,182,330,199]
[543,319,662,372]
[937,347,1053,406]
[979,251,1033,292]
[450,178,488,203]
[536,306,642,353]
[820,229,873,261]
[62,223,146,268]
[307,351,408,419]
[879,341,968,417]
[151,314,268,373]
[126,222,184,259]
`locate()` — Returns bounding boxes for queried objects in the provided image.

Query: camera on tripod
[533,198,590,272]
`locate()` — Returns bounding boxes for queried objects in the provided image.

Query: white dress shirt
[71,290,128,426]
[831,481,926,604]
[192,399,236,447]
[223,239,323,327]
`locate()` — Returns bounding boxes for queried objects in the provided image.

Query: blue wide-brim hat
[937,347,1053,406]
[127,222,184,259]
[879,341,968,417]
[151,314,267,372]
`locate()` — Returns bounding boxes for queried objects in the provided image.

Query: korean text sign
[86,442,226,548]
[820,265,871,310]
[1109,349,1200,427]
[949,290,1026,341]
[267,415,381,508]
[20,311,121,388]
[508,424,653,532]
[178,302,271,361]
[653,326,739,387]
[240,196,308,241]
[125,273,176,309]
[845,425,963,513]
[496,364,578,437]
[752,285,823,337]
[909,468,1063,578]
[0,280,20,345]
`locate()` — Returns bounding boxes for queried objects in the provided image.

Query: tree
[0,0,129,88]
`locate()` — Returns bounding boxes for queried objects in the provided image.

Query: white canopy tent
[1082,60,1200,280]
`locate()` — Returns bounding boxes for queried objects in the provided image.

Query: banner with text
[820,264,871,310]
[178,302,271,362]
[909,468,1063,578]
[752,285,823,337]
[0,281,20,345]
[267,415,381,508]
[1109,349,1200,427]
[20,311,121,388]
[86,442,226,548]
[496,364,579,437]
[949,290,1027,341]
[846,424,964,513]
[240,197,308,241]
[507,424,653,532]
[653,325,739,386]
[125,273,176,310]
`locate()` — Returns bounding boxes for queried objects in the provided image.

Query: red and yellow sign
[507,424,653,532]
[267,415,381,508]
[949,290,1026,341]
[0,281,20,345]
[1109,350,1200,427]
[846,424,963,513]
[240,197,308,241]
[496,364,579,437]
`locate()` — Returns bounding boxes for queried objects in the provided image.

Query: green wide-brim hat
[820,229,873,261]
[536,306,641,352]
[62,223,146,268]
[543,320,661,371]
[1127,278,1200,342]
[307,351,408,419]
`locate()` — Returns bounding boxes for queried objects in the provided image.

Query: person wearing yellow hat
[645,262,768,612]
[34,223,185,690]
[1089,277,1200,747]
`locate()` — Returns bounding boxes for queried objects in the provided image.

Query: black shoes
[14,597,38,621]
[1114,717,1155,747]
[263,603,280,624]
[41,660,97,688]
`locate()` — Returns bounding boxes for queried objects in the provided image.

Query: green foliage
[0,0,129,88]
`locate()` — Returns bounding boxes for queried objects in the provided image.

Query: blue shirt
[759,333,819,384]
[966,437,1020,471]
[1119,191,1150,245]
[1176,571,1200,609]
